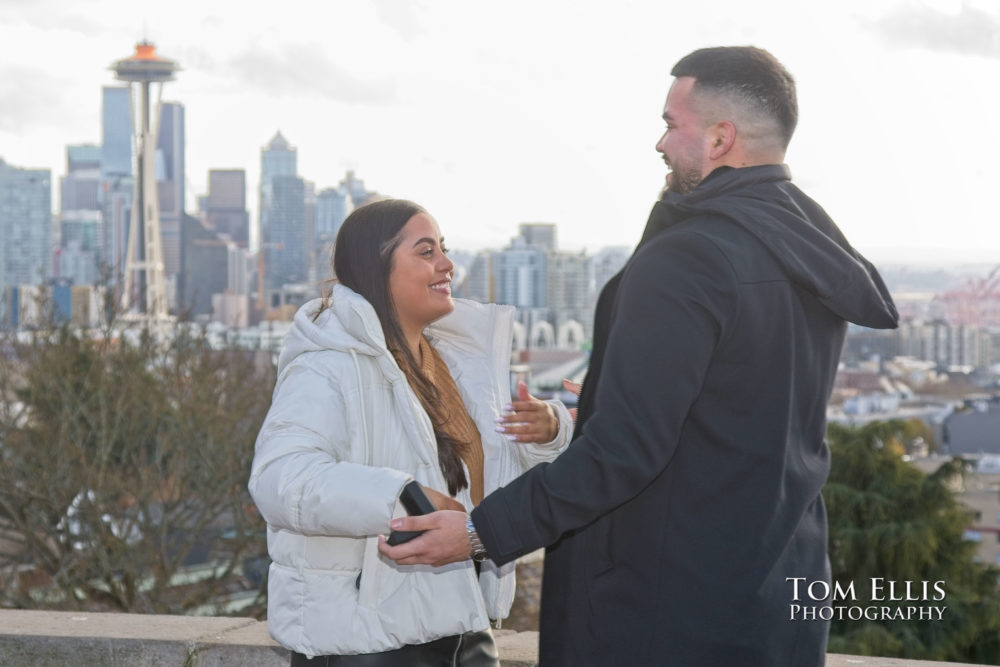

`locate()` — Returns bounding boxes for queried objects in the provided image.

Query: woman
[249,198,573,665]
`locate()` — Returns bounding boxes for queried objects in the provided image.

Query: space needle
[110,41,179,321]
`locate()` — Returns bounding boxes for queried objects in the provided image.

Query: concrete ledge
[0,610,992,666]
[0,610,286,667]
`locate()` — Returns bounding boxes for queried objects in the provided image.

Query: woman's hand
[421,485,465,512]
[562,378,581,422]
[496,381,559,444]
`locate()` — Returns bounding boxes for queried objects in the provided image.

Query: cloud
[869,2,1000,58]
[0,65,76,133]
[225,42,398,105]
[0,0,108,35]
[371,0,426,38]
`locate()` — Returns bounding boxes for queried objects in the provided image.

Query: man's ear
[707,121,736,160]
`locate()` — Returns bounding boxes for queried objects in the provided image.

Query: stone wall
[0,609,993,667]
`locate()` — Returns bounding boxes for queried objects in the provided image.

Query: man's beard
[667,165,703,195]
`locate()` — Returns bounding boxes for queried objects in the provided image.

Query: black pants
[289,630,500,667]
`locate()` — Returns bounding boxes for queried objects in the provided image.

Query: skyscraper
[304,180,316,283]
[0,158,52,300]
[99,86,134,288]
[315,186,350,240]
[314,185,349,280]
[265,175,307,288]
[181,170,251,320]
[259,132,306,297]
[261,131,296,181]
[59,145,102,286]
[518,223,557,253]
[546,250,590,335]
[61,145,101,211]
[100,86,132,182]
[205,169,249,245]
[340,170,376,208]
[461,250,494,303]
[157,101,185,279]
[179,213,228,317]
[494,237,547,309]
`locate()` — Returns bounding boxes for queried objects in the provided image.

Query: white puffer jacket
[248,286,572,657]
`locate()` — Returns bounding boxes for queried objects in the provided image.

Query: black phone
[386,481,437,546]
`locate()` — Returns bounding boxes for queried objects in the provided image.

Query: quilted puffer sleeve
[248,360,411,537]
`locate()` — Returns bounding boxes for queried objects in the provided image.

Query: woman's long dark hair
[327,198,468,496]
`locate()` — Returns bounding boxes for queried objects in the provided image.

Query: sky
[1,0,999,265]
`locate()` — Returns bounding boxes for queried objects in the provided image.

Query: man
[380,46,898,665]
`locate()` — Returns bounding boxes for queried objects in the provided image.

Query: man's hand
[378,510,471,567]
[562,378,581,422]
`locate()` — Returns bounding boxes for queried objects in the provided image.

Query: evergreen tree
[825,421,1000,663]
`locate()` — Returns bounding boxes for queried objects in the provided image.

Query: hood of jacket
[276,286,392,377]
[639,164,898,330]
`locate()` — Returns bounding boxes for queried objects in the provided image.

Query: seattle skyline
[1,0,999,263]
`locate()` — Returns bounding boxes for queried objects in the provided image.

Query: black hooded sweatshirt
[471,165,899,666]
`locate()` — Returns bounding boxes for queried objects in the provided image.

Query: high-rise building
[99,178,133,286]
[157,101,185,278]
[100,86,132,181]
[312,171,380,281]
[304,180,316,282]
[261,131,296,181]
[590,247,630,298]
[59,145,103,286]
[205,169,249,245]
[518,223,557,253]
[265,175,307,289]
[0,158,52,300]
[316,186,350,240]
[546,250,590,333]
[57,237,99,287]
[99,87,133,287]
[461,251,494,303]
[61,145,101,212]
[315,185,349,280]
[259,132,306,297]
[340,170,376,208]
[494,238,547,310]
[179,213,228,317]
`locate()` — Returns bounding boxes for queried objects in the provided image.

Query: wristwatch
[466,516,489,562]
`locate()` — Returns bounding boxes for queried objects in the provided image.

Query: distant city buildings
[518,222,557,253]
[455,223,626,351]
[843,319,1000,372]
[494,237,547,310]
[100,86,132,181]
[5,40,999,388]
[1,42,631,336]
[58,145,102,286]
[98,85,134,289]
[204,169,249,246]
[157,101,186,285]
[0,158,52,300]
[259,132,306,300]
[315,171,373,282]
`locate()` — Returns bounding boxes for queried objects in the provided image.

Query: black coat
[471,165,898,666]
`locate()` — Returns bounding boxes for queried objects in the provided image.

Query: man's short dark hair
[671,46,797,148]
